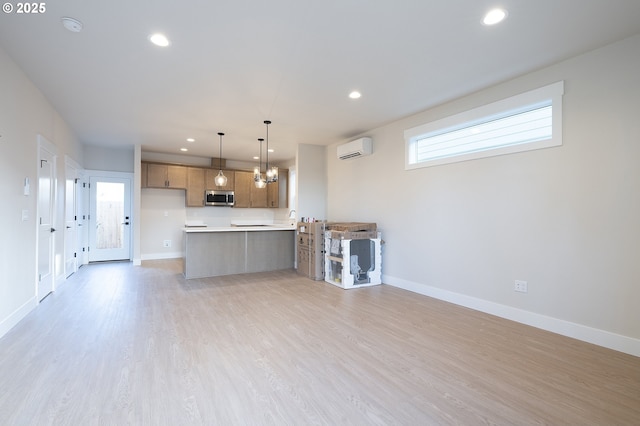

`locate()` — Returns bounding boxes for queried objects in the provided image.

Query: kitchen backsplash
[186,206,290,227]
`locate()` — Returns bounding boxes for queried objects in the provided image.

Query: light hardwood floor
[0,260,638,425]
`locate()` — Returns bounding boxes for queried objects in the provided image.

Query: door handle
[66,226,72,229]
[50,228,56,233]
[122,222,130,225]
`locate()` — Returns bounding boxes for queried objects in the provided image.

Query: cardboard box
[324,234,382,289]
[325,222,376,232]
[325,222,377,240]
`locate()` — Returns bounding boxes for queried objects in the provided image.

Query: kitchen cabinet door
[186,167,205,207]
[146,163,187,189]
[234,171,267,208]
[251,181,268,208]
[267,180,279,208]
[205,169,235,191]
[267,169,288,208]
[146,163,168,188]
[167,165,187,189]
[233,171,252,208]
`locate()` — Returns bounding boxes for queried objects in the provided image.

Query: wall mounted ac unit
[337,137,373,160]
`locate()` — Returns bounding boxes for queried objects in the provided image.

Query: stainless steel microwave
[205,190,234,206]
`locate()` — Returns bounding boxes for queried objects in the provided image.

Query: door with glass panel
[88,177,131,262]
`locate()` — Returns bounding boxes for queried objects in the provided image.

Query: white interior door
[37,136,57,301]
[77,175,89,266]
[89,176,132,262]
[64,159,80,277]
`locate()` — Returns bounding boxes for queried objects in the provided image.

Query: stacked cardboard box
[296,222,326,280]
[325,222,378,240]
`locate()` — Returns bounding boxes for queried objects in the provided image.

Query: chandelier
[253,138,266,188]
[264,120,278,183]
[214,132,227,187]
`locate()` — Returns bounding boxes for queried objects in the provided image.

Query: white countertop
[184,224,296,233]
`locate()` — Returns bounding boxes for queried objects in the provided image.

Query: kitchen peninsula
[183,225,296,279]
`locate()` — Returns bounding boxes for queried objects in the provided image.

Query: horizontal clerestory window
[405,81,564,169]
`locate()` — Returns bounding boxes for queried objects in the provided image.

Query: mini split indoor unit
[337,137,373,160]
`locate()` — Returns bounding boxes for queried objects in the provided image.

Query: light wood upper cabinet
[234,172,253,208]
[251,179,268,208]
[234,171,268,208]
[187,168,236,207]
[142,161,283,208]
[233,171,252,208]
[205,169,235,191]
[146,163,187,189]
[267,169,288,208]
[146,163,165,187]
[186,167,205,207]
[267,180,279,208]
[167,165,187,188]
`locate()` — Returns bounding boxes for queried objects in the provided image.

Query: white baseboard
[55,273,66,289]
[141,252,183,261]
[0,296,37,339]
[382,274,640,358]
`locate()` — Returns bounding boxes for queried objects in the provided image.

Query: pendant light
[254,138,266,188]
[264,120,278,183]
[214,132,228,187]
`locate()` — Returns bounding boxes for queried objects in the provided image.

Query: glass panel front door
[96,181,124,250]
[89,176,131,262]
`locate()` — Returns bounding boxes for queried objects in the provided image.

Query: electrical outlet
[515,280,528,293]
[163,240,171,248]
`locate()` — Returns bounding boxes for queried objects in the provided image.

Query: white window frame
[405,81,564,169]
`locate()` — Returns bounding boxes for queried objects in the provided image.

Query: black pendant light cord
[259,138,263,173]
[264,120,271,171]
[217,132,224,171]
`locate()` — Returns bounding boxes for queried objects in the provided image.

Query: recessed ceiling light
[268,149,274,153]
[61,17,83,33]
[149,33,170,47]
[349,91,362,99]
[253,156,259,160]
[483,8,507,25]
[186,138,195,143]
[180,148,188,152]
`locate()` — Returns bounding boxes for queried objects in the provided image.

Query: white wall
[326,35,640,356]
[0,46,83,337]
[296,144,327,221]
[141,189,187,259]
[84,145,134,173]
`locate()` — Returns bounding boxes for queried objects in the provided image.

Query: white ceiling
[1,1,639,163]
